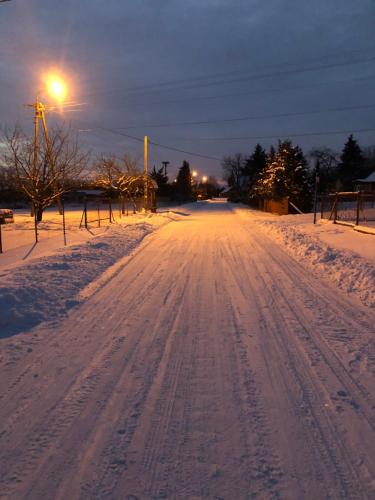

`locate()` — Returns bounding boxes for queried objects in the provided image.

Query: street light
[46,74,67,102]
[28,73,69,143]
[26,72,69,214]
[202,176,208,183]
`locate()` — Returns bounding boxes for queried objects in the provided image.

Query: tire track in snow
[0,242,175,498]
[1,203,374,499]
[250,230,375,431]
[83,271,191,500]
[224,221,374,498]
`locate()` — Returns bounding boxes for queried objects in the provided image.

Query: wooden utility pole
[144,135,149,211]
[28,98,63,214]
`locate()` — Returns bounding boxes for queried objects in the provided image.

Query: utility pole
[162,161,169,177]
[27,97,63,214]
[144,135,148,211]
[313,161,320,224]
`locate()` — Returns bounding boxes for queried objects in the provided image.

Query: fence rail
[0,196,146,255]
[320,191,375,227]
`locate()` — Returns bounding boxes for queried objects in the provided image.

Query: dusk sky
[1,1,375,179]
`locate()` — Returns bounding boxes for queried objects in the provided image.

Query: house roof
[357,171,375,183]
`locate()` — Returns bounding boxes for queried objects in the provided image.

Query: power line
[68,118,375,163]
[117,47,375,91]
[75,121,221,161]
[115,103,375,130]
[83,55,375,100]
[129,75,374,108]
[117,47,375,92]
[190,127,375,142]
[148,140,221,161]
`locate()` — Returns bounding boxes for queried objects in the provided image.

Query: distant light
[192,170,198,177]
[202,176,208,183]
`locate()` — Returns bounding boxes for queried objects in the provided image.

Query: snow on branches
[253,140,311,211]
[3,126,89,221]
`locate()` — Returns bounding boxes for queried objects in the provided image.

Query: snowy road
[0,202,374,499]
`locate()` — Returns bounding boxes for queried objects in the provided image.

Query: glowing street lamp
[26,72,69,214]
[28,73,69,147]
[202,176,208,183]
[192,170,198,178]
[46,74,67,103]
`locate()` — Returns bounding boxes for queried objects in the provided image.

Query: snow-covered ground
[236,207,375,308]
[0,208,180,336]
[0,207,169,269]
[0,201,374,499]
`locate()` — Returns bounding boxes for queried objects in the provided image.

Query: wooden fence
[320,192,375,227]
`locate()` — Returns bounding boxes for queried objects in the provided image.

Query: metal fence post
[84,198,88,229]
[109,198,113,222]
[333,193,338,223]
[62,198,67,246]
[356,191,360,226]
[34,203,38,242]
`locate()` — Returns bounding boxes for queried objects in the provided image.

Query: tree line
[0,124,221,220]
[222,135,375,211]
[1,122,374,220]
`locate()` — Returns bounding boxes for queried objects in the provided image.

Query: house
[355,171,375,192]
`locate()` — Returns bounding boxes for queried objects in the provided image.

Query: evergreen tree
[337,135,364,190]
[151,165,169,196]
[244,143,267,195]
[254,140,311,211]
[176,160,193,202]
[268,145,276,162]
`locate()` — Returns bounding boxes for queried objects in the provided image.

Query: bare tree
[94,154,145,212]
[309,147,339,192]
[310,147,338,172]
[94,155,123,192]
[122,154,141,175]
[221,153,244,189]
[3,126,88,221]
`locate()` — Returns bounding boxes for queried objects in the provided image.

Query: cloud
[0,1,374,176]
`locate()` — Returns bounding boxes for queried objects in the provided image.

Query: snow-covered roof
[357,171,375,183]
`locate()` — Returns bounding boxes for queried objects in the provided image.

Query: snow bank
[237,209,375,308]
[0,216,172,337]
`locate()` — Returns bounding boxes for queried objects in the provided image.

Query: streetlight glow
[46,74,67,102]
[202,176,208,183]
[192,170,198,177]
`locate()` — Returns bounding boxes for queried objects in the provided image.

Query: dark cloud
[1,1,375,177]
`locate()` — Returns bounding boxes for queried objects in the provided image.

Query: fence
[0,196,146,255]
[320,192,375,227]
[79,198,114,229]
